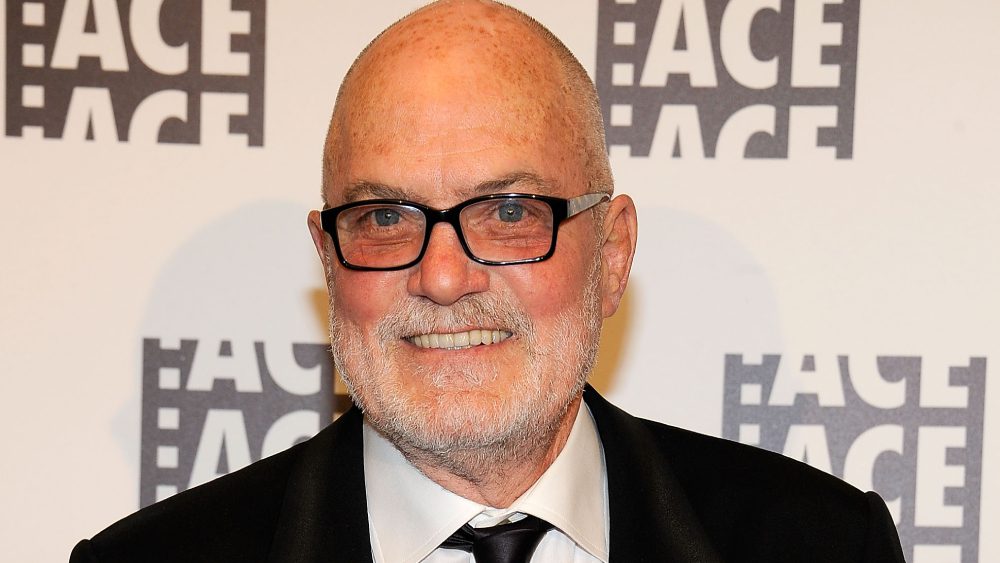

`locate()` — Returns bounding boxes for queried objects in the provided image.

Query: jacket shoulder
[638,417,862,505]
[637,417,900,561]
[82,442,303,563]
[586,387,864,510]
[583,387,903,561]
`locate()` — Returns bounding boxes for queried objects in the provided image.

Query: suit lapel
[584,387,723,563]
[268,407,374,563]
[264,388,721,562]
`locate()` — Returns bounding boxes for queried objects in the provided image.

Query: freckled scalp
[322,0,612,205]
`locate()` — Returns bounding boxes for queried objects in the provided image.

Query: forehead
[324,9,585,205]
[330,92,580,207]
[334,108,578,207]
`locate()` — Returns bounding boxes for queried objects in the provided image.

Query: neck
[401,395,582,508]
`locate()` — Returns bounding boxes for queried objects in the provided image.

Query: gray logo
[139,338,348,507]
[596,0,860,158]
[5,0,265,145]
[723,354,986,562]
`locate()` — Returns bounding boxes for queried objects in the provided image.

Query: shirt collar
[364,400,609,563]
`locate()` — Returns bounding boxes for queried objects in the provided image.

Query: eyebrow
[471,172,557,196]
[342,181,410,203]
[340,172,558,206]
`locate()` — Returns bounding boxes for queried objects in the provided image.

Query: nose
[407,223,489,305]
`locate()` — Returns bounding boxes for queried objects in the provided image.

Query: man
[71,1,905,562]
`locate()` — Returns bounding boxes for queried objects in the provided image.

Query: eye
[497,201,524,222]
[373,208,401,226]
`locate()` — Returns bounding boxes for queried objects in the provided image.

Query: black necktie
[440,514,554,563]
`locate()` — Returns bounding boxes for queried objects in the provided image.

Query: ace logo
[596,0,860,159]
[723,354,987,563]
[5,0,265,145]
[139,338,348,507]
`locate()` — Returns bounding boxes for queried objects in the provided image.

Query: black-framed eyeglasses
[320,192,610,271]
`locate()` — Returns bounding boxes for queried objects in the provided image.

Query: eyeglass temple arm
[566,192,611,218]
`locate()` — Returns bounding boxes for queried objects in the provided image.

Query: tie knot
[441,514,554,563]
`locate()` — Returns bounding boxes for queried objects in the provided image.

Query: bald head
[321,0,612,204]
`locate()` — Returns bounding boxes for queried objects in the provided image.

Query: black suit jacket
[71,387,905,562]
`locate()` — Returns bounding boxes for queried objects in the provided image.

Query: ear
[598,194,638,318]
[307,210,333,277]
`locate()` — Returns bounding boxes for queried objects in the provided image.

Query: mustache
[374,292,534,343]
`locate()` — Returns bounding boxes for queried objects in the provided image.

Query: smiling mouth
[407,329,513,350]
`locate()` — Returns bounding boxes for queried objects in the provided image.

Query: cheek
[501,235,595,321]
[332,270,403,331]
[503,268,570,316]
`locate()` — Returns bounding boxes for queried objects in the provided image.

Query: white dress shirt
[364,401,609,563]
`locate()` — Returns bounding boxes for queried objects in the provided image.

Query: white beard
[324,252,603,470]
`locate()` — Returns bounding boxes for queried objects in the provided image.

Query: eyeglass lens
[335,197,555,268]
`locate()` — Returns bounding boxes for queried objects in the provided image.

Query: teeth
[408,329,512,350]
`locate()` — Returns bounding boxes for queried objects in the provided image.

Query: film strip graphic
[5,0,266,144]
[139,338,344,507]
[7,1,47,139]
[723,354,986,563]
[594,0,861,158]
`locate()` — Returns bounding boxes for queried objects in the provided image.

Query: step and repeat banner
[1,1,996,561]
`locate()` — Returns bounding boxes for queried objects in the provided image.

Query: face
[309,18,615,459]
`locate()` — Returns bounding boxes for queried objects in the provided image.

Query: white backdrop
[1,1,997,561]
